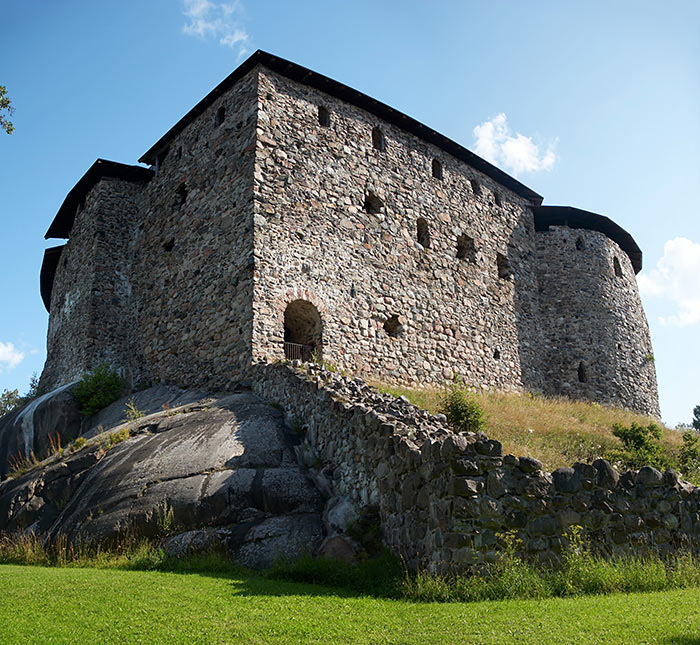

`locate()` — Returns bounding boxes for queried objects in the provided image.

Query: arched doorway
[283,299,322,362]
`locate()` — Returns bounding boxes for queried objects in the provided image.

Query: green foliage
[440,381,485,434]
[124,398,146,421]
[70,436,87,452]
[610,421,669,470]
[0,85,14,135]
[0,388,20,417]
[102,427,130,449]
[156,500,176,537]
[680,430,700,475]
[73,364,125,417]
[693,405,700,431]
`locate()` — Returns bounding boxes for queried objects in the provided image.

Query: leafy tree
[0,85,15,135]
[693,405,700,431]
[0,389,20,417]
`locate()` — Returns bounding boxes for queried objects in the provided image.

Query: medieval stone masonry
[39,50,659,417]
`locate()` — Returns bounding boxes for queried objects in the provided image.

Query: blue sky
[1,1,698,425]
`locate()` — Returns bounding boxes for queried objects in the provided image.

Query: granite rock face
[0,386,325,568]
[0,383,82,479]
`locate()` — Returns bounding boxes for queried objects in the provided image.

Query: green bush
[610,421,669,471]
[440,382,485,434]
[73,365,125,417]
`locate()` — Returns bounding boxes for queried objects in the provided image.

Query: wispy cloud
[0,341,24,371]
[638,237,700,327]
[473,113,557,177]
[183,0,250,59]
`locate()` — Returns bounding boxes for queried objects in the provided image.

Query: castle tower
[39,51,660,416]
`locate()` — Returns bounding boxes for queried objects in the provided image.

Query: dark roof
[533,205,642,273]
[40,245,65,313]
[45,159,153,239]
[139,50,543,205]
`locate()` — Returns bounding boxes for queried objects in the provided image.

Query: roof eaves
[138,50,543,205]
[533,205,643,273]
[45,159,153,240]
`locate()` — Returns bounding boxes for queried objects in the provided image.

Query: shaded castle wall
[124,69,260,391]
[535,226,659,416]
[41,178,146,390]
[251,69,544,392]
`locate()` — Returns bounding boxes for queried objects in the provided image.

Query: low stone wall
[253,361,700,572]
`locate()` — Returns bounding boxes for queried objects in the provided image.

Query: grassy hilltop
[374,382,697,482]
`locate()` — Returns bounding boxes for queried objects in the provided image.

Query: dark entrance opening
[284,299,322,362]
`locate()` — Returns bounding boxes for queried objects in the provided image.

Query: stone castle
[39,50,659,416]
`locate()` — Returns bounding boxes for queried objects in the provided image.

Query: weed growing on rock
[7,451,40,478]
[70,436,87,452]
[124,398,146,421]
[101,427,130,450]
[73,364,125,417]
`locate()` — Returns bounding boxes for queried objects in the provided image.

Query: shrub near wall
[253,361,700,573]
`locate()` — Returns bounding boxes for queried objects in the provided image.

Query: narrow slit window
[176,183,188,206]
[318,105,330,127]
[493,192,502,206]
[456,234,476,262]
[215,106,225,127]
[471,179,482,196]
[578,361,587,383]
[576,237,584,251]
[417,218,431,248]
[613,256,623,278]
[372,127,386,152]
[432,159,443,180]
[497,253,512,280]
[493,348,501,360]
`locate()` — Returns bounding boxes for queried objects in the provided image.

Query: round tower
[533,206,659,417]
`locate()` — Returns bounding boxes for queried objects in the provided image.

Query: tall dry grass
[373,382,683,474]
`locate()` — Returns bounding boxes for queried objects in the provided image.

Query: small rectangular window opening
[318,106,330,127]
[456,234,476,262]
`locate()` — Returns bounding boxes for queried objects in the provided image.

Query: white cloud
[0,342,24,371]
[472,113,557,177]
[183,0,250,58]
[638,237,700,326]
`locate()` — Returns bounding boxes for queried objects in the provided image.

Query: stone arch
[284,299,322,362]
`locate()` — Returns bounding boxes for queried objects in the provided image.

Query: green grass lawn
[1,565,700,644]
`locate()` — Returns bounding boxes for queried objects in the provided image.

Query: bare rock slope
[0,386,325,568]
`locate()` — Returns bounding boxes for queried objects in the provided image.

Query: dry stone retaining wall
[254,362,700,572]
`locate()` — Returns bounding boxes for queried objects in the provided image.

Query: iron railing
[284,342,314,362]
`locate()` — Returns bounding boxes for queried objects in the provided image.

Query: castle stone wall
[40,60,659,417]
[129,67,259,391]
[255,362,698,573]
[535,226,659,416]
[251,69,544,393]
[42,177,146,390]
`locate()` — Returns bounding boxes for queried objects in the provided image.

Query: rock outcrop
[0,386,325,568]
